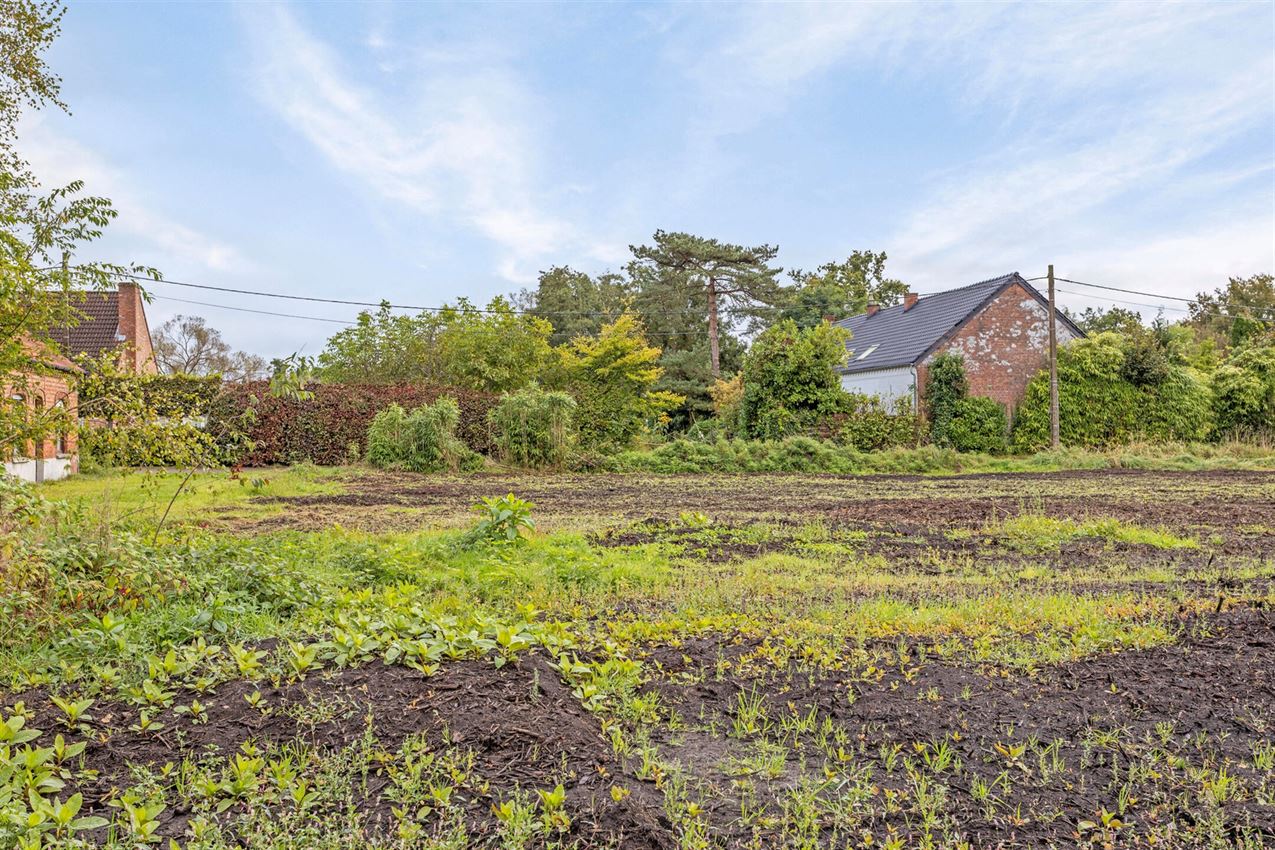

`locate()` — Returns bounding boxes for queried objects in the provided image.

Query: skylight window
[855,344,879,361]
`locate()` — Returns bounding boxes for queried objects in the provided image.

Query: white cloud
[20,115,251,274]
[684,1,1273,305]
[240,3,571,283]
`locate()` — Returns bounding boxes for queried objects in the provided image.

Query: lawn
[3,465,1273,848]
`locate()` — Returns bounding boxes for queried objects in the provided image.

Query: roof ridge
[921,271,1018,298]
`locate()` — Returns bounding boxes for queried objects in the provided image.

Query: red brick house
[4,341,82,483]
[4,283,158,482]
[834,272,1084,418]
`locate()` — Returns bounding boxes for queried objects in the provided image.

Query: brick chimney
[116,281,157,374]
[903,292,919,311]
[866,302,880,317]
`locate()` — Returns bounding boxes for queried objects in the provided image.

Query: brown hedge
[209,382,499,466]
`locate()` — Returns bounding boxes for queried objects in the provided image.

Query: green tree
[436,296,552,393]
[318,303,445,385]
[1067,305,1144,336]
[1188,274,1274,351]
[779,250,908,326]
[317,297,551,393]
[551,314,682,450]
[629,231,783,377]
[739,319,849,439]
[516,265,632,346]
[1,1,161,454]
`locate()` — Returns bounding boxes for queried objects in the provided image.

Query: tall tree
[629,231,783,377]
[778,250,907,326]
[153,314,267,381]
[1188,274,1274,351]
[516,265,633,346]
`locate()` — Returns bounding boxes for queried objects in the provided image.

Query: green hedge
[208,383,498,466]
[1013,333,1213,450]
[947,396,1008,454]
[79,423,225,469]
[815,394,919,451]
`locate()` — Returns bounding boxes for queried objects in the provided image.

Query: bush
[0,477,187,647]
[489,385,577,469]
[945,396,1008,454]
[208,382,498,466]
[816,394,918,451]
[923,353,969,447]
[1212,346,1275,440]
[366,398,480,473]
[1013,333,1214,450]
[740,320,850,439]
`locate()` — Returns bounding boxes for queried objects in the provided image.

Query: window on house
[855,344,879,361]
[54,399,68,456]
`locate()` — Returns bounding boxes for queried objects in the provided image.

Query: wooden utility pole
[1047,264,1060,449]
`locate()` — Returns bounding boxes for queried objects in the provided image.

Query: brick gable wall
[917,281,1079,417]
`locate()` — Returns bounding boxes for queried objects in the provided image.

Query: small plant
[460,494,535,548]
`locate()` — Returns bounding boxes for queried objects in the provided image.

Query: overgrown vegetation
[365,398,480,473]
[2,464,1272,848]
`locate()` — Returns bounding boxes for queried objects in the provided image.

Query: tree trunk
[706,278,721,378]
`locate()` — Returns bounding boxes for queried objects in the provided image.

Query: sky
[23,0,1275,359]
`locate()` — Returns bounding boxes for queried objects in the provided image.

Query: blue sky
[25,1,1275,358]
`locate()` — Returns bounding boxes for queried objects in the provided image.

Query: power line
[1056,277,1193,304]
[124,272,716,321]
[1055,288,1190,314]
[153,295,356,325]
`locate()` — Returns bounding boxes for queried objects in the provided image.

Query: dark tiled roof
[48,291,123,362]
[835,272,1062,374]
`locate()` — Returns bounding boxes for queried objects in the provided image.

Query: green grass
[987,513,1198,552]
[39,463,344,526]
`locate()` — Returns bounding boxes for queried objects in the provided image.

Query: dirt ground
[233,468,1275,535]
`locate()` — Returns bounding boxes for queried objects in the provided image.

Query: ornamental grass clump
[366,398,480,473]
[488,385,577,469]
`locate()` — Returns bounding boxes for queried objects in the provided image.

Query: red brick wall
[919,282,1079,416]
[5,371,78,465]
[117,282,158,375]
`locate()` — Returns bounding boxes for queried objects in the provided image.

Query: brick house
[3,342,82,483]
[4,283,158,482]
[834,272,1084,418]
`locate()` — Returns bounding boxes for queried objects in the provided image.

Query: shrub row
[78,423,226,469]
[207,382,499,466]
